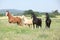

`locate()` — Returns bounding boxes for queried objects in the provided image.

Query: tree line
[0,10,60,18]
[23,10,60,18]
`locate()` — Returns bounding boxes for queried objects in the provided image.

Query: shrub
[0,14,4,17]
[49,14,56,18]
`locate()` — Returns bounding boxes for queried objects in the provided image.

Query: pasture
[0,16,60,40]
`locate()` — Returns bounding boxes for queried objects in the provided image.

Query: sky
[0,0,60,12]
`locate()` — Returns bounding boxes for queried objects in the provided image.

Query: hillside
[0,9,24,16]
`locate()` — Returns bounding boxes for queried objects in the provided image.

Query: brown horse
[6,11,22,26]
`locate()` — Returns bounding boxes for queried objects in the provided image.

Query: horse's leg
[48,20,51,28]
[45,21,48,28]
[33,24,35,29]
[46,24,48,28]
[16,21,19,24]
[17,22,22,26]
[48,23,51,28]
[36,25,39,28]
[8,20,12,23]
[20,22,23,26]
[9,22,11,23]
[39,25,41,29]
[40,19,42,27]
[46,22,50,29]
[40,23,42,28]
[28,24,30,28]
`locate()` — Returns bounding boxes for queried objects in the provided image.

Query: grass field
[0,16,60,40]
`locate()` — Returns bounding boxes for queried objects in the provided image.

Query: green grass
[0,17,60,40]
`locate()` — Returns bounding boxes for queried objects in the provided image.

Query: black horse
[31,12,42,28]
[45,13,51,28]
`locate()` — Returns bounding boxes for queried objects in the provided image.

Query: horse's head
[46,13,50,19]
[46,13,49,16]
[6,11,10,16]
[21,15,25,18]
[21,15,26,21]
[31,13,36,19]
[6,11,12,16]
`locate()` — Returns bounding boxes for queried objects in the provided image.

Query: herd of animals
[6,11,51,29]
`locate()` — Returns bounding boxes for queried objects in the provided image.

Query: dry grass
[0,16,60,40]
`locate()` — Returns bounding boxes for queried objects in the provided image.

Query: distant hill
[0,9,24,16]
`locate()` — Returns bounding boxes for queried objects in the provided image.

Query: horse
[31,12,42,28]
[45,13,51,28]
[21,15,33,27]
[6,11,22,26]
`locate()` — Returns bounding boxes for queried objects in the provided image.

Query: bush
[49,14,56,18]
[0,14,4,17]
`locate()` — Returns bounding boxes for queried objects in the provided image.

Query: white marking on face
[6,12,8,16]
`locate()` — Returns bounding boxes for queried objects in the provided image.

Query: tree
[23,10,34,16]
[0,13,4,16]
[53,10,59,15]
[23,9,42,17]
